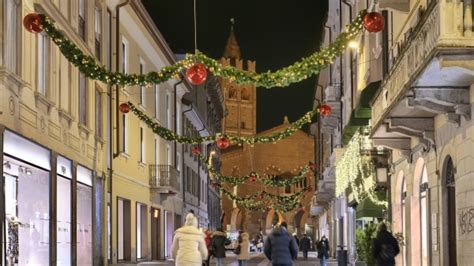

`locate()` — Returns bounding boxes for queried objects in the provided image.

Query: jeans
[238,260,247,266]
[320,257,328,266]
[216,257,224,266]
[302,250,308,259]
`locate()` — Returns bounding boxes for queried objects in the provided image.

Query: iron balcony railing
[149,164,180,192]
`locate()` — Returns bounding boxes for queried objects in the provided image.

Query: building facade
[0,0,212,265]
[314,0,474,265]
[181,72,225,230]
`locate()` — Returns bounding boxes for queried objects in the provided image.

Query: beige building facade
[314,0,474,265]
[1,0,192,265]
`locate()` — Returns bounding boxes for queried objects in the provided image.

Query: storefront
[1,129,95,265]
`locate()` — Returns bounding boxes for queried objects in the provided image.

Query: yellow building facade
[1,0,189,264]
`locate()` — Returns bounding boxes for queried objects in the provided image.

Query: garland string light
[127,101,317,144]
[204,158,310,187]
[220,186,311,212]
[35,10,368,88]
[335,130,387,207]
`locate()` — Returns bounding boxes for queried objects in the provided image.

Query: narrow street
[116,252,338,265]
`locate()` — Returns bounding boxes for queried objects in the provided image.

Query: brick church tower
[219,20,257,136]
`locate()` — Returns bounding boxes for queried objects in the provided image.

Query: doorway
[150,208,161,260]
[444,156,457,266]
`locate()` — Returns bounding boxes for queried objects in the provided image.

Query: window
[229,87,237,99]
[420,167,429,266]
[106,9,112,70]
[166,144,171,165]
[79,0,86,40]
[38,32,50,95]
[95,89,103,137]
[140,127,145,163]
[140,61,145,106]
[122,39,128,73]
[79,73,88,124]
[5,0,20,73]
[95,7,102,59]
[401,176,407,266]
[241,87,250,100]
[117,198,131,261]
[155,85,159,119]
[154,139,159,165]
[122,113,128,152]
[241,121,246,129]
[166,94,170,128]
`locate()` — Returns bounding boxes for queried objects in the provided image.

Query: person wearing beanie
[172,213,208,266]
[211,228,231,266]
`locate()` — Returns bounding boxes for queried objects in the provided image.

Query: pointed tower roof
[223,18,241,59]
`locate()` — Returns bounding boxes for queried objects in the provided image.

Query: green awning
[342,81,382,144]
[356,196,385,219]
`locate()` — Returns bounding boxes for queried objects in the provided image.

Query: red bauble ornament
[249,172,258,182]
[119,102,131,113]
[319,104,332,117]
[363,12,385,33]
[23,13,43,33]
[216,137,230,149]
[186,63,208,85]
[309,162,317,172]
[192,146,201,155]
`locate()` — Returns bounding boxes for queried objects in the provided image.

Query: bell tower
[219,19,257,136]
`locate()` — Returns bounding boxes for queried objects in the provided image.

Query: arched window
[444,156,457,266]
[241,87,250,101]
[228,86,237,99]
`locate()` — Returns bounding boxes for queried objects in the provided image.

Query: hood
[271,226,287,236]
[213,231,227,237]
[176,225,205,236]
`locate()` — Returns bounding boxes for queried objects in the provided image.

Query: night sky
[142,0,328,132]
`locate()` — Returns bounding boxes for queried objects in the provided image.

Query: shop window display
[4,156,50,265]
[77,166,93,265]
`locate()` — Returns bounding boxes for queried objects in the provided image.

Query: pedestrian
[373,223,400,266]
[212,228,231,266]
[293,233,300,247]
[171,213,208,266]
[257,237,264,253]
[204,229,213,266]
[237,231,250,265]
[317,235,330,266]
[264,221,299,266]
[299,234,311,260]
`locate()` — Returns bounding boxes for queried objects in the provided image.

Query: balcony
[371,1,474,146]
[149,165,180,194]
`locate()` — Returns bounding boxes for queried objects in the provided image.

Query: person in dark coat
[211,228,230,266]
[299,234,311,260]
[264,221,299,266]
[372,223,400,266]
[317,235,330,266]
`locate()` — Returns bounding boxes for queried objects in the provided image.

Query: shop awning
[342,81,381,144]
[356,196,385,219]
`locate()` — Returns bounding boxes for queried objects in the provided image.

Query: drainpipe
[182,107,193,210]
[173,79,183,169]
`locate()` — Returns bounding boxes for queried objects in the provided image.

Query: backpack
[379,243,395,261]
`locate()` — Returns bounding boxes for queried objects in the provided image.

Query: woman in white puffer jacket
[171,213,208,266]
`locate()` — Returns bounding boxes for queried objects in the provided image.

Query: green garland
[206,161,310,187]
[221,187,310,212]
[40,10,366,88]
[128,101,316,144]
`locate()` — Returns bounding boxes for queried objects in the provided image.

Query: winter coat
[171,225,208,266]
[300,236,311,252]
[211,231,230,258]
[237,232,250,260]
[205,231,212,251]
[373,230,400,266]
[317,238,329,259]
[264,226,299,265]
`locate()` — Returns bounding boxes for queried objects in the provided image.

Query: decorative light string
[36,10,369,88]
[127,101,318,145]
[335,129,387,207]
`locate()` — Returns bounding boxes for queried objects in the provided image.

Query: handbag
[233,244,241,255]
